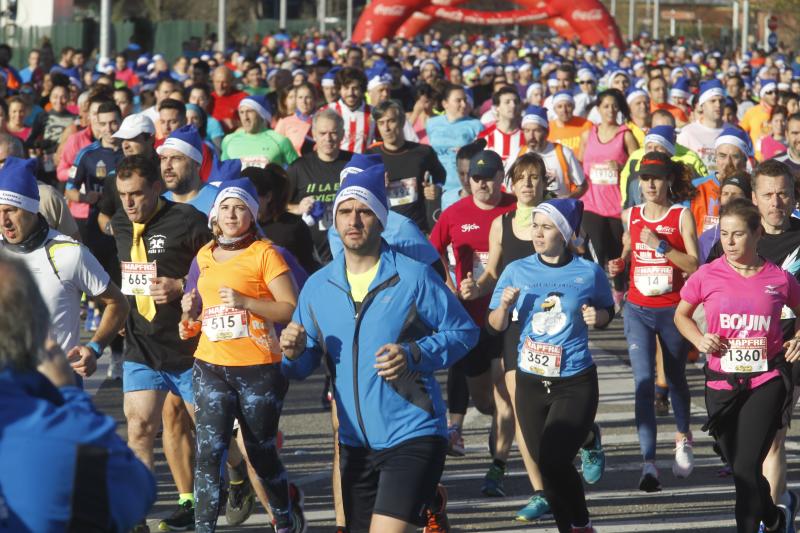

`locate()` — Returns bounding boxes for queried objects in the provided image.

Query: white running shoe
[672,436,695,478]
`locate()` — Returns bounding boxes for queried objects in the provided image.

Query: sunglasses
[579,80,595,85]
[763,90,776,95]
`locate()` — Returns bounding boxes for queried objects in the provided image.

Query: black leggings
[192,360,290,533]
[515,367,599,533]
[582,211,624,291]
[706,378,786,533]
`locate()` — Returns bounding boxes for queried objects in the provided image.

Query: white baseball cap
[113,113,156,140]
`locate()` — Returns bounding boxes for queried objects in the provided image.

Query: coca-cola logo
[571,9,602,21]
[374,4,405,16]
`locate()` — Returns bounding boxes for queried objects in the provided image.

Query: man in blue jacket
[0,253,156,532]
[280,162,478,533]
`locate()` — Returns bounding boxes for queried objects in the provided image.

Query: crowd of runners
[3,25,800,533]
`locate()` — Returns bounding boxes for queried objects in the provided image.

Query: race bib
[721,337,768,373]
[387,177,419,206]
[240,156,270,169]
[519,337,562,377]
[633,266,673,296]
[472,251,489,278]
[202,305,249,342]
[589,162,619,186]
[702,215,719,232]
[120,261,156,296]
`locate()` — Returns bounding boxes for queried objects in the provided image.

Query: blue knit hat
[521,105,549,129]
[533,198,584,245]
[157,125,204,164]
[715,126,754,158]
[208,177,260,229]
[644,125,677,155]
[670,78,691,101]
[340,153,384,181]
[238,95,272,122]
[209,158,242,185]
[697,79,725,107]
[334,163,389,228]
[0,157,39,213]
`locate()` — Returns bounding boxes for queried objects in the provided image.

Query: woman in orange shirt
[179,178,304,533]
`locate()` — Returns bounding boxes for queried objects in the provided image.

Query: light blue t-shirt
[207,117,225,142]
[327,211,440,266]
[426,115,483,195]
[490,254,613,378]
[162,185,218,217]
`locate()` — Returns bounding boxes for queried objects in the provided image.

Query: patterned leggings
[192,359,290,532]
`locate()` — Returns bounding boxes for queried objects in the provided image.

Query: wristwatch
[656,240,671,255]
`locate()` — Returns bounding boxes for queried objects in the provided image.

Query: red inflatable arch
[353,0,624,48]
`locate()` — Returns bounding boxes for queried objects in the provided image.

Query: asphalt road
[86,318,800,532]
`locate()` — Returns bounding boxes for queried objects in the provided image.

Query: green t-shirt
[221,129,299,168]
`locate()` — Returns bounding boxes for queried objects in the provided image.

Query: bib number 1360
[721,337,768,373]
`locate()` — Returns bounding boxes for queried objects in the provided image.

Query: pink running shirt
[680,257,800,390]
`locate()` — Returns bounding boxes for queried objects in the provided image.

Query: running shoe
[288,482,308,533]
[481,463,506,497]
[423,484,450,533]
[777,502,792,533]
[446,425,465,457]
[515,494,551,522]
[321,376,332,410]
[130,522,150,533]
[580,423,605,485]
[157,500,194,531]
[570,525,597,533]
[655,392,670,417]
[672,436,695,478]
[638,462,661,493]
[225,478,255,526]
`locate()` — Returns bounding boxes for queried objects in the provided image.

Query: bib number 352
[721,337,768,373]
[202,305,249,342]
[519,338,562,377]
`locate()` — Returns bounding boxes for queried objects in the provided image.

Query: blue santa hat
[209,158,242,186]
[715,126,754,158]
[157,125,204,165]
[334,158,388,229]
[533,198,584,245]
[626,87,649,105]
[670,78,691,101]
[521,105,549,129]
[238,95,272,122]
[321,67,341,88]
[0,157,39,213]
[551,90,574,106]
[697,79,725,107]
[644,125,677,155]
[208,177,260,229]
[339,153,384,182]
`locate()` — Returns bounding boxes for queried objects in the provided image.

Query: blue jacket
[0,369,156,532]
[282,243,478,449]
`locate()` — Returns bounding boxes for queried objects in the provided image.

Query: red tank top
[627,204,688,307]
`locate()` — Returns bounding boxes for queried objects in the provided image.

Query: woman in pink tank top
[579,89,640,304]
